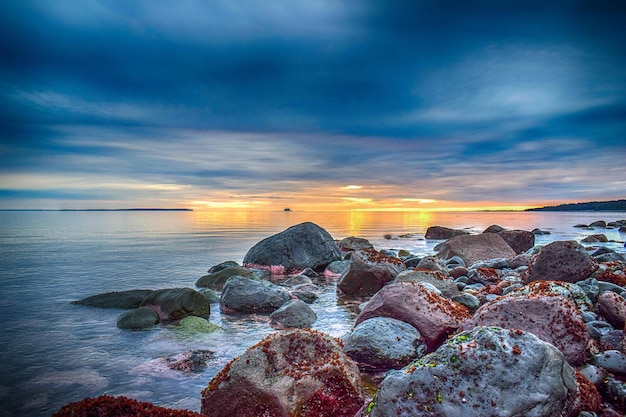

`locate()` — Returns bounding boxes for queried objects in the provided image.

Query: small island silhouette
[526,199,626,212]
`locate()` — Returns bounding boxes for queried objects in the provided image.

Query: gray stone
[243,222,341,274]
[338,236,374,252]
[578,364,607,386]
[577,278,600,303]
[116,306,159,329]
[72,289,154,309]
[602,377,626,412]
[196,266,267,290]
[591,350,626,376]
[452,293,480,313]
[415,256,448,272]
[343,317,427,372]
[425,226,469,240]
[598,281,626,296]
[367,327,577,417]
[269,299,317,329]
[139,287,210,321]
[207,260,239,273]
[393,269,459,298]
[325,259,351,275]
[587,320,615,340]
[219,276,291,314]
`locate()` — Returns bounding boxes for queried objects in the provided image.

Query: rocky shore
[59,220,626,416]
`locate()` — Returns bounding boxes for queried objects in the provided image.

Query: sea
[1,210,625,416]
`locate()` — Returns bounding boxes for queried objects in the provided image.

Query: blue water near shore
[0,210,625,416]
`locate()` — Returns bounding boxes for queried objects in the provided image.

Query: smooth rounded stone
[591,350,626,376]
[504,280,594,313]
[598,281,626,295]
[324,259,351,276]
[532,228,551,235]
[602,377,626,412]
[300,267,319,278]
[446,255,466,267]
[284,274,313,286]
[467,267,500,285]
[292,290,318,304]
[449,266,468,279]
[510,253,531,269]
[598,291,626,329]
[484,294,499,302]
[397,249,411,258]
[416,256,448,272]
[577,278,600,303]
[195,266,266,290]
[366,327,577,417]
[116,306,160,329]
[470,258,511,269]
[200,329,363,417]
[343,317,427,372]
[595,251,626,263]
[207,260,239,273]
[452,293,480,313]
[587,321,615,340]
[380,249,397,257]
[463,283,485,293]
[498,229,535,254]
[462,295,589,365]
[219,276,291,314]
[501,283,523,295]
[582,234,609,243]
[198,288,220,304]
[525,240,598,284]
[54,395,206,417]
[590,220,607,228]
[177,316,222,333]
[600,330,625,352]
[436,233,517,267]
[425,225,469,240]
[337,249,406,298]
[483,224,507,233]
[72,289,154,309]
[578,364,607,387]
[269,299,317,329]
[393,269,459,298]
[355,282,471,352]
[139,288,210,321]
[403,256,421,268]
[582,311,598,323]
[453,274,468,284]
[243,222,342,274]
[338,236,374,252]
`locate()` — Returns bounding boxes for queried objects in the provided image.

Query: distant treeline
[527,199,626,212]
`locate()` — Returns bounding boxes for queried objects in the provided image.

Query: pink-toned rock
[355,282,471,351]
[598,291,626,329]
[200,329,363,417]
[435,233,517,266]
[425,225,469,240]
[337,236,373,252]
[524,240,598,283]
[462,295,589,365]
[337,249,405,297]
[497,229,535,254]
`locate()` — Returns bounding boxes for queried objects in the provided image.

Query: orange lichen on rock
[53,395,205,417]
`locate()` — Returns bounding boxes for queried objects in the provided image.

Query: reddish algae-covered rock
[598,291,626,329]
[53,395,204,417]
[201,329,363,417]
[355,282,471,351]
[435,233,516,266]
[337,249,405,297]
[524,240,597,283]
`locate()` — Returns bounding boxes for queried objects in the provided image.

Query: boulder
[338,236,374,252]
[582,234,609,243]
[196,266,267,290]
[525,240,598,283]
[343,317,427,372]
[207,260,239,273]
[598,291,626,329]
[425,226,469,240]
[337,249,405,297]
[355,282,471,351]
[139,288,210,322]
[590,220,607,228]
[366,327,577,417]
[435,233,517,266]
[269,299,317,329]
[483,224,507,233]
[462,295,589,365]
[504,280,594,313]
[72,289,153,309]
[200,329,363,417]
[415,256,448,272]
[220,276,291,314]
[116,306,160,330]
[393,269,459,298]
[497,229,535,254]
[243,222,341,274]
[53,395,205,417]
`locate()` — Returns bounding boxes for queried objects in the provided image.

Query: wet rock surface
[220,275,291,314]
[435,233,517,266]
[337,249,405,297]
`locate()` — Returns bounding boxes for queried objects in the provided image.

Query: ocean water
[0,210,625,416]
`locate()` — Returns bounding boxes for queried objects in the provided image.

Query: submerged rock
[201,329,363,417]
[435,233,517,266]
[196,266,267,290]
[425,226,469,240]
[116,306,160,330]
[269,299,317,329]
[139,288,210,321]
[53,395,204,417]
[72,289,154,309]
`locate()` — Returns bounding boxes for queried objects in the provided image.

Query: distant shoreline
[0,208,193,212]
[526,199,626,212]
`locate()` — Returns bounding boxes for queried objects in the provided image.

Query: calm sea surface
[1,210,625,416]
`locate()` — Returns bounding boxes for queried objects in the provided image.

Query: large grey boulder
[72,289,154,309]
[269,299,317,329]
[343,317,427,372]
[497,229,535,254]
[243,222,341,274]
[435,233,516,266]
[525,240,598,283]
[367,326,577,417]
[220,276,291,314]
[201,329,363,417]
[139,288,210,322]
[337,249,405,297]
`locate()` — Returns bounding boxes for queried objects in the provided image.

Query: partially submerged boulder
[337,249,405,297]
[201,329,363,417]
[269,299,317,329]
[139,288,210,322]
[220,276,291,314]
[243,222,341,274]
[366,327,578,417]
[435,233,516,266]
[116,306,160,330]
[72,289,154,309]
[425,226,469,240]
[196,266,268,290]
[525,240,598,283]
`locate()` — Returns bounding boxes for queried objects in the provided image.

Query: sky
[1,0,625,211]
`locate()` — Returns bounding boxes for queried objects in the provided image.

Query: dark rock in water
[532,228,551,235]
[337,249,405,297]
[575,223,590,228]
[590,220,607,228]
[72,289,154,309]
[207,260,239,273]
[365,327,577,417]
[201,329,363,417]
[167,350,214,373]
[582,233,609,243]
[139,288,210,321]
[425,225,469,240]
[198,288,220,304]
[343,317,427,372]
[483,224,507,233]
[598,291,626,329]
[338,236,374,252]
[269,299,317,329]
[324,259,350,276]
[196,266,267,290]
[462,294,589,365]
[219,276,290,314]
[53,395,205,417]
[116,306,160,329]
[497,229,535,254]
[524,240,598,284]
[355,282,471,352]
[435,233,516,267]
[243,222,341,274]
[393,269,459,298]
